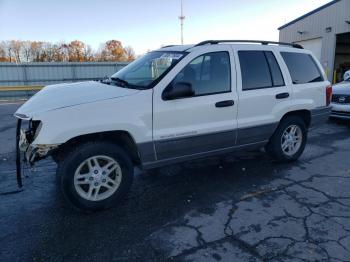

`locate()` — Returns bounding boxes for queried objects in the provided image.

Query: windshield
[110,51,186,89]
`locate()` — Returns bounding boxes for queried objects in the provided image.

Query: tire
[265,116,307,162]
[57,141,134,211]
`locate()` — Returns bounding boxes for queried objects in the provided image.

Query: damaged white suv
[15,40,332,211]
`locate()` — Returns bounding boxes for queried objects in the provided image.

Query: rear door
[234,46,292,145]
[152,45,238,160]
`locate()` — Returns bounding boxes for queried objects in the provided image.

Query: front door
[153,46,238,160]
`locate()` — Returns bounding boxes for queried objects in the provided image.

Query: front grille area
[331,110,350,117]
[332,94,350,104]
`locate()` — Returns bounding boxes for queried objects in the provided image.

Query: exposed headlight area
[13,114,43,145]
[26,120,42,144]
[16,119,59,164]
[18,119,42,151]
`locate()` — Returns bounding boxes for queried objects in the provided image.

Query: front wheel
[266,116,307,162]
[57,141,134,211]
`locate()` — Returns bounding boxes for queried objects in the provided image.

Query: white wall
[294,38,323,61]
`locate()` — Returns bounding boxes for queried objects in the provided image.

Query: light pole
[179,0,185,45]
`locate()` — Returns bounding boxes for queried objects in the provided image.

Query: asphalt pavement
[1,102,350,262]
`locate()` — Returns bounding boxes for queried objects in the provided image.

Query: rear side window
[281,52,324,84]
[238,51,284,90]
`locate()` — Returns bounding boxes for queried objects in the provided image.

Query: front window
[110,51,186,89]
[171,51,231,96]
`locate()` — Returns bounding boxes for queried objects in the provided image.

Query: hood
[15,81,140,118]
[332,81,350,95]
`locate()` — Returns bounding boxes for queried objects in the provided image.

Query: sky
[0,0,331,55]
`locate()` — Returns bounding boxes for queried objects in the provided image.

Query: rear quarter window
[281,52,324,84]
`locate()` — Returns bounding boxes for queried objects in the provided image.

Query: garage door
[294,38,322,61]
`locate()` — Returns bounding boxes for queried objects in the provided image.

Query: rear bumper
[310,106,331,128]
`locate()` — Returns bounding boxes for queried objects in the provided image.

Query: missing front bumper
[16,119,23,188]
[15,119,59,188]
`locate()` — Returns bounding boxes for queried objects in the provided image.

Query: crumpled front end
[14,115,60,187]
[16,116,60,163]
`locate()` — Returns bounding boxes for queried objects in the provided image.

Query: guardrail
[0,85,43,91]
[0,86,42,101]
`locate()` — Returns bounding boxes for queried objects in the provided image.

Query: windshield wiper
[110,77,148,90]
[96,76,112,85]
[110,77,130,87]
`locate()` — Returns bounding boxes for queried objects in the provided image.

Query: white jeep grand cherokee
[14,40,332,211]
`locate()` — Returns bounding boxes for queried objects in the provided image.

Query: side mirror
[162,82,195,100]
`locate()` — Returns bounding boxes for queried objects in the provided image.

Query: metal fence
[0,62,129,100]
[0,62,129,87]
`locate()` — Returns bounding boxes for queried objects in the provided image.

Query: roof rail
[194,40,303,49]
[161,45,177,48]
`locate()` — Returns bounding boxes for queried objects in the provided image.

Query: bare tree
[1,41,13,62]
[10,40,22,62]
[124,46,136,61]
[30,41,44,62]
[0,42,9,62]
[83,45,95,62]
[22,41,32,62]
[58,43,69,62]
[41,42,55,62]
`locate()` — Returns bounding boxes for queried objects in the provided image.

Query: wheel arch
[279,109,311,128]
[53,130,141,165]
[265,110,309,162]
[268,109,311,142]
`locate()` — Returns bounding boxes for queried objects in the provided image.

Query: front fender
[32,91,153,146]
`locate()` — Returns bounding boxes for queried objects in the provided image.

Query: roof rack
[161,45,177,48]
[194,40,303,49]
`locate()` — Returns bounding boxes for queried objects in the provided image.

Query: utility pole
[179,0,185,45]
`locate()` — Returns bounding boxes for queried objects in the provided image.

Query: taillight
[326,85,332,106]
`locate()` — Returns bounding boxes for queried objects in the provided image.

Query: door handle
[215,100,234,108]
[276,92,290,99]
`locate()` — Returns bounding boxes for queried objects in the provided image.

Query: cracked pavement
[1,102,350,261]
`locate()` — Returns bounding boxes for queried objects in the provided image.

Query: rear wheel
[57,141,133,211]
[266,116,307,162]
